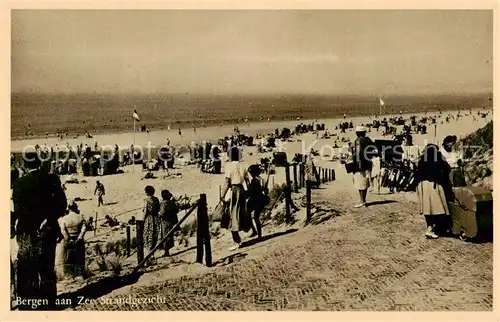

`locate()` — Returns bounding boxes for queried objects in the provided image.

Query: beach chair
[448,186,493,242]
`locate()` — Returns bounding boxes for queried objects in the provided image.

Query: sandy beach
[10,108,489,248]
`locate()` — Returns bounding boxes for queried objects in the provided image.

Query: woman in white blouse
[441,135,466,187]
[221,146,253,250]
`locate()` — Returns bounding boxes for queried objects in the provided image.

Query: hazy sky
[11,10,493,95]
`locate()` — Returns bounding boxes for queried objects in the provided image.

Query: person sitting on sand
[352,126,375,208]
[412,144,453,239]
[101,215,119,228]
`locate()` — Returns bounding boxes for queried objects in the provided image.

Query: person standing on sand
[352,126,375,208]
[412,144,453,239]
[246,165,268,240]
[142,186,160,261]
[370,152,381,195]
[12,150,67,310]
[178,129,182,136]
[221,146,253,251]
[55,201,87,278]
[94,181,105,207]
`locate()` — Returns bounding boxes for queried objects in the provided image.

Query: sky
[11,10,493,95]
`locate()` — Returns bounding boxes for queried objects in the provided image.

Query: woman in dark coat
[247,165,268,240]
[159,190,179,257]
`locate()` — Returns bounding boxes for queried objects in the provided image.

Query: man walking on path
[94,180,105,207]
[12,150,67,310]
[352,126,375,208]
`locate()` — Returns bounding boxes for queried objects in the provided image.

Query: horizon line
[11,90,493,97]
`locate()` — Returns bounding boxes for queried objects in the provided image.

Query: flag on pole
[132,110,140,122]
[379,98,385,106]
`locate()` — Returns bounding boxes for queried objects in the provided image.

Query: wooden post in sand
[126,225,131,257]
[196,194,212,267]
[284,162,292,221]
[94,211,98,236]
[300,162,305,188]
[293,163,299,193]
[306,180,312,223]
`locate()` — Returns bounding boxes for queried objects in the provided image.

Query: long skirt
[144,215,160,253]
[228,185,252,232]
[353,170,371,190]
[159,219,176,251]
[416,180,450,216]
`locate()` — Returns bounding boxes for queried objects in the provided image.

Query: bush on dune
[461,121,493,159]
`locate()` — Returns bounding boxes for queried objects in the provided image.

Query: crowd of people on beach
[10,107,489,310]
[348,123,467,239]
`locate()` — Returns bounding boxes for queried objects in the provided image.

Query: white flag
[379,98,385,106]
[132,110,140,122]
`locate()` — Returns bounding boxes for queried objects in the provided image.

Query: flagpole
[133,118,136,172]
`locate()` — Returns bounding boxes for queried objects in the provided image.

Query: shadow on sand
[53,272,143,310]
[365,200,397,207]
[239,229,298,249]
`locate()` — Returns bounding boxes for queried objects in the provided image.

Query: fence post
[126,225,131,257]
[306,180,312,223]
[196,193,212,267]
[298,162,302,189]
[293,163,299,193]
[284,162,292,221]
[331,168,335,181]
[94,211,98,236]
[300,162,305,188]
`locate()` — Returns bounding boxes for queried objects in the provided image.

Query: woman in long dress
[143,186,160,256]
[413,144,454,239]
[158,190,179,257]
[221,146,253,251]
[55,201,87,279]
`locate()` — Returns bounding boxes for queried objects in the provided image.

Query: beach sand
[10,109,492,270]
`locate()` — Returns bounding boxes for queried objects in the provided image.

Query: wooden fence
[89,161,335,274]
[281,161,336,224]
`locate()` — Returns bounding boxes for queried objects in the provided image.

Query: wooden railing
[281,161,336,223]
[132,194,212,273]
